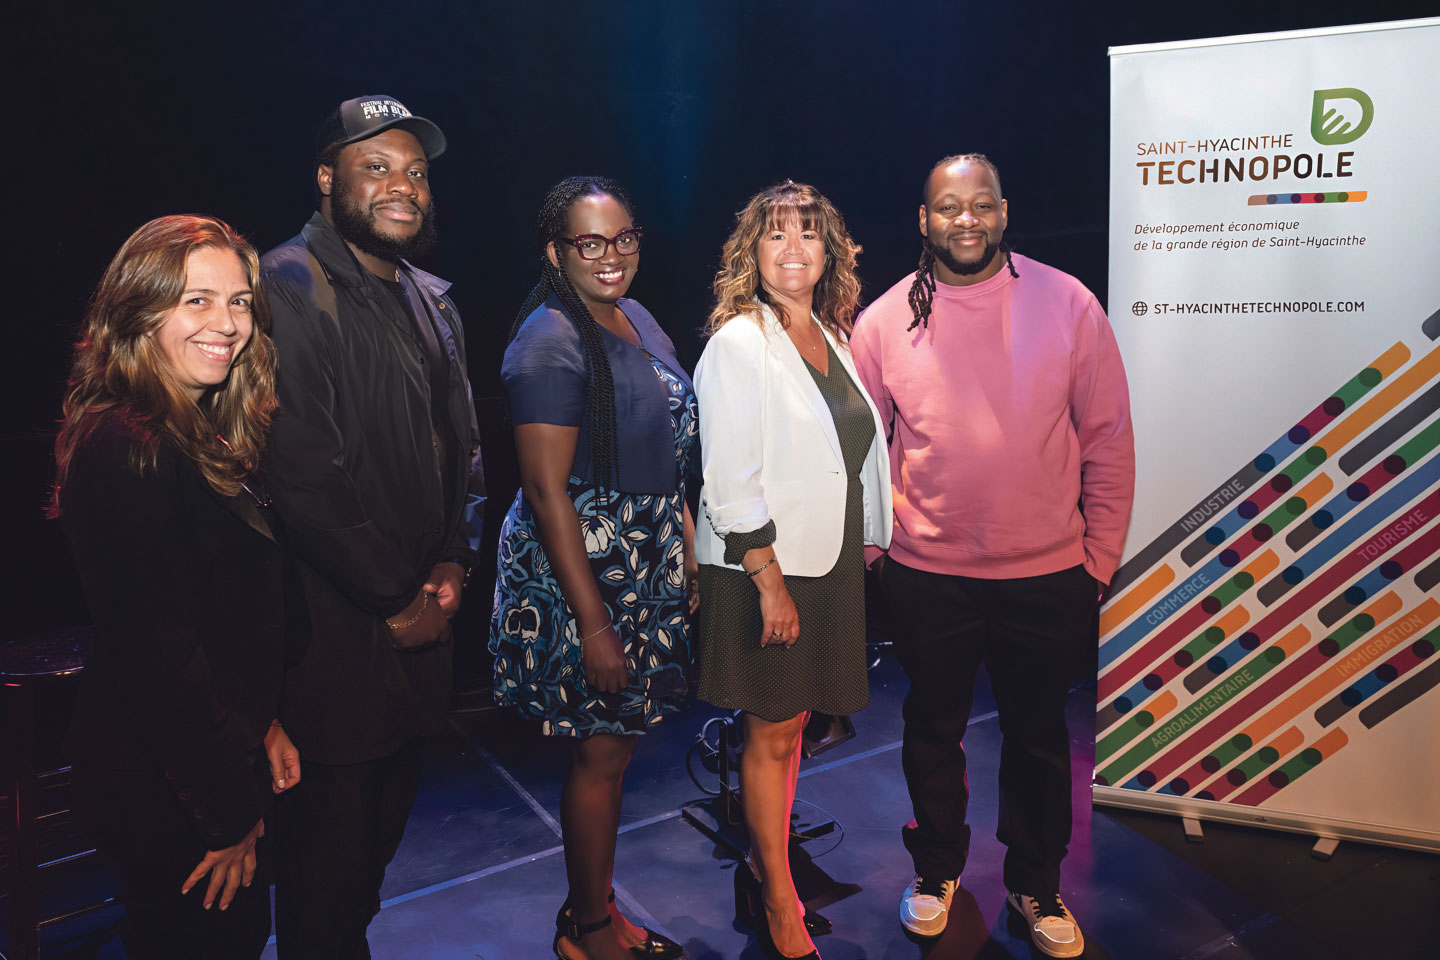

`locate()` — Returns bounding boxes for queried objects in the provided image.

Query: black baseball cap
[316,95,447,160]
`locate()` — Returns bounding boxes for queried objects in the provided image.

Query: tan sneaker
[1006,891,1084,958]
[899,875,957,937]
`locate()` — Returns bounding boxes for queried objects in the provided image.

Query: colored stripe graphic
[1180,464,1333,567]
[1098,606,1250,730]
[1317,518,1440,626]
[1099,565,1175,637]
[1289,416,1440,553]
[1257,454,1440,607]
[1172,562,1290,698]
[1180,574,1356,696]
[1248,191,1368,205]
[1109,508,1439,787]
[1315,624,1440,726]
[1418,556,1440,594]
[1099,551,1277,696]
[1134,590,1440,794]
[1318,561,1408,628]
[1251,594,1432,733]
[1200,727,1306,801]
[1337,381,1440,476]
[1158,729,1256,797]
[1100,568,1228,673]
[1161,596,1404,792]
[1302,343,1440,467]
[1095,623,1309,777]
[1176,347,1407,568]
[1326,342,1440,444]
[1104,342,1410,595]
[1424,306,1440,341]
[1096,692,1179,760]
[1358,657,1440,729]
[1232,728,1349,807]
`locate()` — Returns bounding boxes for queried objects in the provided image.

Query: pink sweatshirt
[851,253,1134,584]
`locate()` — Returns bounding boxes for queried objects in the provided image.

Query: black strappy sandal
[553,904,613,959]
[555,893,685,960]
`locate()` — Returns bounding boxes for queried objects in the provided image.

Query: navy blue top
[503,295,697,495]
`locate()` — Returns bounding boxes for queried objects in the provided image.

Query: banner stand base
[1093,785,1440,855]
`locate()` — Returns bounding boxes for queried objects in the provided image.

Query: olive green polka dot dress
[696,340,875,722]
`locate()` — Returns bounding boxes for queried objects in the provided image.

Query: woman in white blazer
[693,182,892,960]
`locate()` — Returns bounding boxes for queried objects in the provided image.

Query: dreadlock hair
[907,152,1020,332]
[504,176,637,498]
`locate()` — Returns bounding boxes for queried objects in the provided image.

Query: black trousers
[882,559,1097,895]
[70,763,272,960]
[273,739,426,960]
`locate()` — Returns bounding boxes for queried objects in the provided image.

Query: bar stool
[2,628,113,960]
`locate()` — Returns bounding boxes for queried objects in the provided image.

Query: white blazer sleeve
[694,325,770,537]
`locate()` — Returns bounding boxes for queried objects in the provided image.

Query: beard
[928,233,999,277]
[330,175,439,263]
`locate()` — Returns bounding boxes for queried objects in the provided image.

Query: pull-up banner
[1102,18,1440,851]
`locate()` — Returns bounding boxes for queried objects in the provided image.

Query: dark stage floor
[6,654,1438,959]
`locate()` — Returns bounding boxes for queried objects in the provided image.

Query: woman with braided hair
[490,176,696,960]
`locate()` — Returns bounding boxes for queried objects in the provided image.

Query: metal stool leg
[7,682,40,960]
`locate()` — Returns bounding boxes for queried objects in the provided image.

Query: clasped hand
[388,562,465,650]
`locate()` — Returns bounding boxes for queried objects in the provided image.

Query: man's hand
[387,588,452,650]
[425,561,466,618]
[181,817,265,911]
[263,722,301,794]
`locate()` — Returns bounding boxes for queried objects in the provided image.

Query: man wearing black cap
[259,95,485,958]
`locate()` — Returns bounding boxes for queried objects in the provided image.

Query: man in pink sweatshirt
[852,153,1134,958]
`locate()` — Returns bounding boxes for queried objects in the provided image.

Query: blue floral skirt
[489,484,692,737]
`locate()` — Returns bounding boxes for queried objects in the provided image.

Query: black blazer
[61,416,285,850]
[259,214,485,765]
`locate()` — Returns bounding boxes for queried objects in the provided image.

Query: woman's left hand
[683,503,699,614]
[685,557,700,614]
[264,721,301,794]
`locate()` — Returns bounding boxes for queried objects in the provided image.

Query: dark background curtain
[6,0,1431,678]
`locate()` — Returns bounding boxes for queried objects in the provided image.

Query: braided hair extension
[906,153,1020,332]
[906,243,938,334]
[504,176,637,499]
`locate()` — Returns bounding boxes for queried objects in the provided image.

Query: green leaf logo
[1311,88,1374,145]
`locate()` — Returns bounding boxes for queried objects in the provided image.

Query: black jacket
[260,213,485,764]
[62,416,285,850]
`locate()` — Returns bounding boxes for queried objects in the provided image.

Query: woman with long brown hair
[51,215,297,959]
[693,182,892,959]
